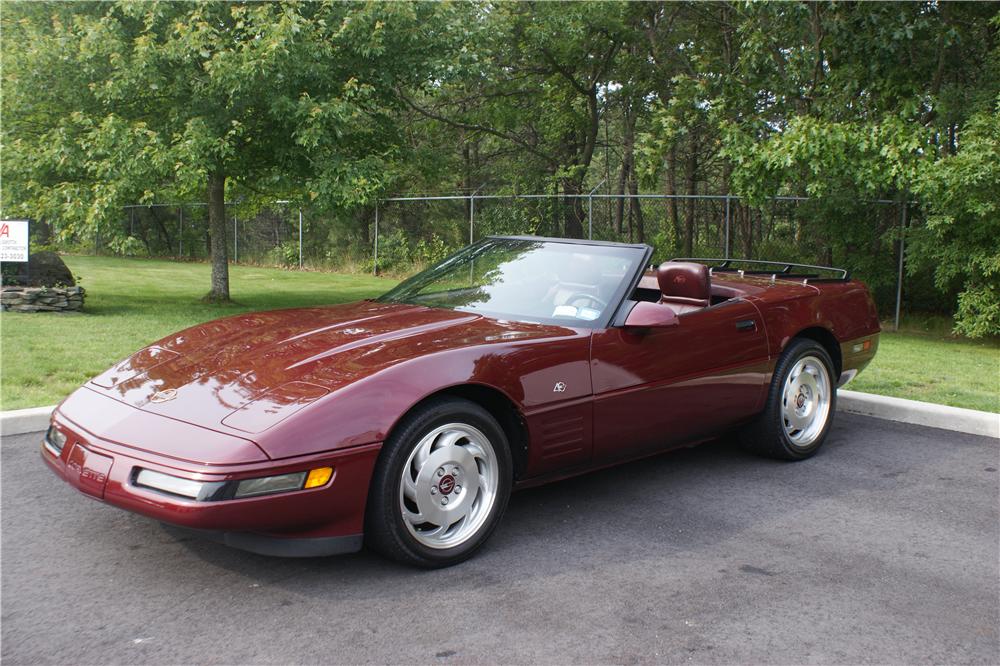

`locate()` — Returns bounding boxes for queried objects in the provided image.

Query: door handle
[735,319,757,332]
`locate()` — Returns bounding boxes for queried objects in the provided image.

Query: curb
[0,393,997,440]
[838,390,998,439]
[1,405,55,437]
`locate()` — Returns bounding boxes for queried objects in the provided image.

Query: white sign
[0,220,29,262]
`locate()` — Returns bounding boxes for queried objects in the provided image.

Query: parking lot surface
[2,413,998,665]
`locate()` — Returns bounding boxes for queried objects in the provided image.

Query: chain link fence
[104,192,913,327]
[374,193,912,327]
[106,202,379,271]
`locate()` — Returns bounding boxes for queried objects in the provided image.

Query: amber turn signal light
[304,467,333,489]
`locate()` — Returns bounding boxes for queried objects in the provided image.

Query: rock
[0,284,85,313]
[22,251,75,287]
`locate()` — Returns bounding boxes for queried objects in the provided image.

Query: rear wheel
[365,397,512,568]
[740,338,836,460]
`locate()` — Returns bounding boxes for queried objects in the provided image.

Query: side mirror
[623,301,680,330]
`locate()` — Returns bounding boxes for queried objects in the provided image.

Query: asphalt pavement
[2,413,998,665]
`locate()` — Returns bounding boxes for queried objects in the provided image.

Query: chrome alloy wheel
[781,355,832,447]
[398,423,499,549]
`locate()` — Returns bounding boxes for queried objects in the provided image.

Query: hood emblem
[150,388,178,403]
[553,382,567,393]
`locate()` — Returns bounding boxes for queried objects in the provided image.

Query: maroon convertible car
[44,237,879,567]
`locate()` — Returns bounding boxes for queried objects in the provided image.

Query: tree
[910,100,1000,337]
[2,1,440,300]
[401,1,627,237]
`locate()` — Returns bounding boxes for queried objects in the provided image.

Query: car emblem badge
[150,388,178,403]
[553,382,567,393]
[438,475,456,494]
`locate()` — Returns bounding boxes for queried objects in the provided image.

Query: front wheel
[365,397,512,568]
[739,338,837,461]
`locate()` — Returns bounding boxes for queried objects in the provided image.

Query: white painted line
[838,390,999,439]
[1,405,54,437]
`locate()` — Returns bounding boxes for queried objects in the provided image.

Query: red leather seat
[658,262,710,314]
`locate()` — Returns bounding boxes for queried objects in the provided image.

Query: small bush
[268,241,300,267]
[108,235,146,257]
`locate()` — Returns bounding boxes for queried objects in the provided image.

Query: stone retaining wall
[1,286,85,312]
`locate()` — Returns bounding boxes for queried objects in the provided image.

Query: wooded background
[2,2,998,335]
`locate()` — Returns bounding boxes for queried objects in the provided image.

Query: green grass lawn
[1,254,998,412]
[851,325,999,413]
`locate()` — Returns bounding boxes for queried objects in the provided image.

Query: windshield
[377,237,647,327]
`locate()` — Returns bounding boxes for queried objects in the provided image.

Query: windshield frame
[377,235,653,330]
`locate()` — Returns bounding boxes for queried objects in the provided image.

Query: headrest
[657,262,711,302]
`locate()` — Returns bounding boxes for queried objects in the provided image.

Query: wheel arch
[387,383,530,481]
[791,326,842,379]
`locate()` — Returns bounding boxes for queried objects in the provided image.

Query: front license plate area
[66,444,113,499]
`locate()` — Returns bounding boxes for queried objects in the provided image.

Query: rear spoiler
[669,258,850,284]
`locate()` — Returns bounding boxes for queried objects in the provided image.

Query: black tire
[739,338,838,461]
[364,396,513,568]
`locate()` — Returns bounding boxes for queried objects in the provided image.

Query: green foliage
[911,103,1000,337]
[106,235,146,258]
[267,241,300,268]
[371,228,410,274]
[368,230,456,275]
[2,1,445,293]
[2,1,998,328]
[414,235,453,266]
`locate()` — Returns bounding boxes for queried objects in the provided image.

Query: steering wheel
[564,292,608,311]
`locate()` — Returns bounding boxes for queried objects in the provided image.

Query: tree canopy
[2,1,997,334]
[3,1,440,300]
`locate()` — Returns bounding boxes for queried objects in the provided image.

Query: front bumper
[160,525,364,558]
[42,411,381,556]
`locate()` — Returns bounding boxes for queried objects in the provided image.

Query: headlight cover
[135,469,226,501]
[43,425,67,457]
[234,471,308,498]
[133,467,333,501]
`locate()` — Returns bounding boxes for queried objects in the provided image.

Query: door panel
[591,300,769,463]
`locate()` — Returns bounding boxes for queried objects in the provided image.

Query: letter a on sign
[0,220,29,262]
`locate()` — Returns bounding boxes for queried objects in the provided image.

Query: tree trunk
[683,131,699,257]
[721,162,733,252]
[741,204,753,259]
[665,145,680,250]
[613,160,627,235]
[629,183,644,244]
[620,101,641,241]
[561,179,585,238]
[150,206,174,253]
[205,169,230,302]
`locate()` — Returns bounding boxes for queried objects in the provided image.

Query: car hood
[89,300,573,443]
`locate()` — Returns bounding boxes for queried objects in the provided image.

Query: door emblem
[150,388,178,403]
[553,382,567,393]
